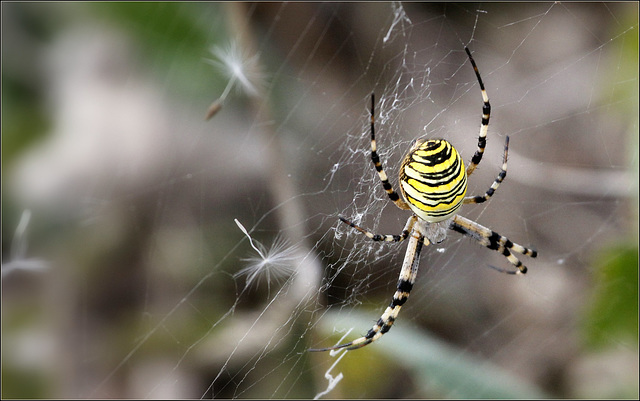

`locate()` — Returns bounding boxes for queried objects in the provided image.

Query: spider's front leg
[450,215,537,274]
[309,226,428,352]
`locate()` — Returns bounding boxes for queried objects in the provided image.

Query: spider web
[2,2,638,399]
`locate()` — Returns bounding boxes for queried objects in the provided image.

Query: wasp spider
[310,48,537,352]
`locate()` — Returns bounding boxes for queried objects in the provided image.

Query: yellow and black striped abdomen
[399,139,467,223]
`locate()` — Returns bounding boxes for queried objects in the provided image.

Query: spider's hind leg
[464,47,492,177]
[464,136,509,205]
[369,93,412,211]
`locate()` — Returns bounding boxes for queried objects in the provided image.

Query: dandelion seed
[12,209,32,259]
[234,219,298,292]
[205,100,223,120]
[204,43,265,120]
[2,209,49,277]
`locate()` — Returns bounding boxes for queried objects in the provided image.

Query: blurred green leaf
[582,243,639,349]
[313,311,548,398]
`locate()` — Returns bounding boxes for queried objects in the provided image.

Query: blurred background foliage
[582,243,638,349]
[2,2,638,399]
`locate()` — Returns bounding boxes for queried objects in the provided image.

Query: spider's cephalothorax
[310,47,537,353]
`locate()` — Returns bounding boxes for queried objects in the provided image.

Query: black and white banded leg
[464,136,509,205]
[465,47,491,177]
[369,93,412,211]
[449,215,537,274]
[309,225,428,351]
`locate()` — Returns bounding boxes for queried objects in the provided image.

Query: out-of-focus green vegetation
[582,243,638,349]
[580,11,639,352]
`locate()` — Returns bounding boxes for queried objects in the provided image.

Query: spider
[309,47,537,352]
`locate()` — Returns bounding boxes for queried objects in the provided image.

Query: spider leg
[464,47,491,177]
[450,215,537,274]
[309,229,427,352]
[339,215,417,242]
[464,136,509,205]
[369,93,412,211]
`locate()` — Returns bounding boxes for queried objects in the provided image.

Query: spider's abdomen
[399,139,467,223]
